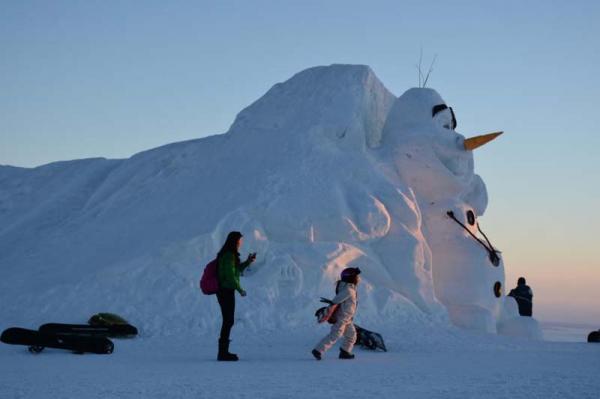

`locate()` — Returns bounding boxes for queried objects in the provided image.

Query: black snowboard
[355,324,387,352]
[1,327,114,354]
[39,323,138,338]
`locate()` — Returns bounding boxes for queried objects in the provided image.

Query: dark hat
[517,277,526,285]
[340,267,361,282]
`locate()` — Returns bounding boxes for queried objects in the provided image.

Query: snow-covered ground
[1,329,599,399]
[541,321,598,343]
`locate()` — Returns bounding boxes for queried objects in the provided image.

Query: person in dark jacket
[508,277,533,317]
[215,231,256,361]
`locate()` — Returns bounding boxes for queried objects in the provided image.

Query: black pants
[216,288,235,341]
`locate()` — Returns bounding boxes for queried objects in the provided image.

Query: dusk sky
[1,0,599,323]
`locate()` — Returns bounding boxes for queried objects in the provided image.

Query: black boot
[311,349,322,360]
[339,349,355,359]
[217,339,239,361]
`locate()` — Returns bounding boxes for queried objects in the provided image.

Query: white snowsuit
[315,281,358,353]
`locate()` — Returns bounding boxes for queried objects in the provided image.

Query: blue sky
[1,0,599,323]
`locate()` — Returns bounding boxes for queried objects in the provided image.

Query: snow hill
[0,64,534,338]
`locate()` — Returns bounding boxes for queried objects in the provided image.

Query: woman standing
[216,231,256,361]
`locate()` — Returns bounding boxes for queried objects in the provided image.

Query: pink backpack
[200,259,219,295]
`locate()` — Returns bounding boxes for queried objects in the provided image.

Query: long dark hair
[217,231,243,264]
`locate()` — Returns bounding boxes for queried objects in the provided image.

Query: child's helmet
[340,267,361,282]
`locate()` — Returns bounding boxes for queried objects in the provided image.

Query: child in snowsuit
[312,267,361,360]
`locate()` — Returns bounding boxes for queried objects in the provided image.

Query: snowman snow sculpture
[380,88,506,332]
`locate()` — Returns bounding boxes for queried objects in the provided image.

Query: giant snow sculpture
[0,65,542,338]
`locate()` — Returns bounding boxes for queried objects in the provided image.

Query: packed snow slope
[1,64,526,337]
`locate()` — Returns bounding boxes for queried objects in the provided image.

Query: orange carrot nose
[463,131,503,151]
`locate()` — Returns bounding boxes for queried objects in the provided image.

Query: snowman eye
[449,107,457,129]
[432,104,458,130]
[432,104,448,117]
[443,124,450,129]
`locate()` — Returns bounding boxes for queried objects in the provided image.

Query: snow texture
[0,64,536,337]
[1,63,596,398]
[1,331,599,399]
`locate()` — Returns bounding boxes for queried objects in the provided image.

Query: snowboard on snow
[355,324,387,352]
[39,323,138,338]
[1,327,114,354]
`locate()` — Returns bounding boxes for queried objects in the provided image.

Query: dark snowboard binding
[28,345,44,354]
[217,339,239,361]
